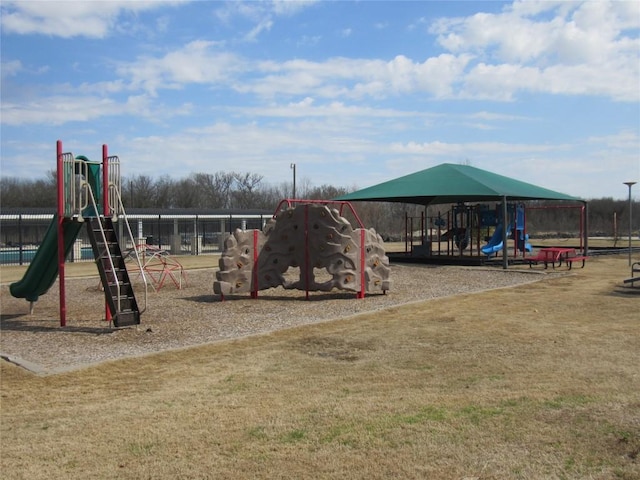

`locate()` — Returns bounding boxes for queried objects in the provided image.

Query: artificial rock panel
[213,203,391,296]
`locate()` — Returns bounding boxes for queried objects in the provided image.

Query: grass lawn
[1,254,639,479]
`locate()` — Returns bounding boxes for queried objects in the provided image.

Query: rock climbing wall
[213,203,391,297]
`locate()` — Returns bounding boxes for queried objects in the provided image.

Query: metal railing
[0,211,270,266]
[109,183,148,315]
[83,181,125,318]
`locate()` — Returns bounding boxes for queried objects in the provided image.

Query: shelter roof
[336,163,582,206]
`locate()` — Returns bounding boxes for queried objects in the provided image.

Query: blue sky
[1,0,639,200]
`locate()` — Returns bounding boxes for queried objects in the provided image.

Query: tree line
[1,171,637,238]
[0,171,347,211]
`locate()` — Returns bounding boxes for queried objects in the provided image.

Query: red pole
[102,144,112,323]
[359,228,365,299]
[57,140,66,327]
[580,205,585,252]
[251,229,259,299]
[305,204,310,300]
[102,144,109,217]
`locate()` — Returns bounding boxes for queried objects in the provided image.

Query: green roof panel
[336,163,580,205]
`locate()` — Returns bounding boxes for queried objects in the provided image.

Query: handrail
[83,181,122,324]
[76,157,148,319]
[60,152,76,218]
[76,160,91,221]
[106,155,121,219]
[110,185,148,315]
[272,199,367,228]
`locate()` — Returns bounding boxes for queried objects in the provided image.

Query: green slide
[9,216,84,303]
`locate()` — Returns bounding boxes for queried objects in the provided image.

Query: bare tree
[0,175,56,208]
[190,173,216,208]
[232,172,263,209]
[0,177,26,208]
[154,175,174,208]
[306,184,349,200]
[212,172,236,208]
[295,177,313,199]
[124,175,156,208]
[171,177,197,208]
[4,168,635,245]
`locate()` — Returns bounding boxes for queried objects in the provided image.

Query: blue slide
[481,223,510,255]
[482,205,532,256]
[482,223,532,256]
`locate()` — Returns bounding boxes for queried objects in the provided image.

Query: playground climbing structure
[214,200,391,299]
[405,203,533,259]
[9,140,147,327]
[125,244,188,291]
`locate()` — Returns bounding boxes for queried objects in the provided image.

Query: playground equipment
[125,244,188,291]
[623,262,640,287]
[214,200,391,299]
[9,141,147,327]
[405,201,589,267]
[405,202,533,260]
[481,204,532,256]
[440,204,473,251]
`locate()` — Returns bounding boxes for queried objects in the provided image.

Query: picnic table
[525,247,588,269]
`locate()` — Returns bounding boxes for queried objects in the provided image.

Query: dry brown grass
[1,254,639,479]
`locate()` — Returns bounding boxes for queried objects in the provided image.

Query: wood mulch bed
[1,264,557,375]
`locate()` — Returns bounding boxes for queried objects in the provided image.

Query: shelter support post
[583,202,589,256]
[501,197,508,269]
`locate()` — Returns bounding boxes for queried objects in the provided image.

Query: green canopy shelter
[336,163,586,268]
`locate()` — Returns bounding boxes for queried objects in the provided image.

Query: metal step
[87,217,141,328]
[115,310,140,327]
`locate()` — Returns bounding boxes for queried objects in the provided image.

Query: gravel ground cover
[1,263,558,375]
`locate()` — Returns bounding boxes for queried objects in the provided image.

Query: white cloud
[116,41,242,95]
[587,130,639,150]
[1,96,118,126]
[390,140,558,157]
[240,100,419,120]
[432,1,638,63]
[297,35,322,47]
[0,92,190,126]
[98,1,635,104]
[0,60,22,78]
[0,1,183,38]
[244,18,274,42]
[232,54,472,100]
[271,0,318,17]
[217,0,318,20]
[430,0,640,101]
[10,0,627,110]
[215,0,318,42]
[469,111,531,122]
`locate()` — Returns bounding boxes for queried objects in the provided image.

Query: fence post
[18,214,23,266]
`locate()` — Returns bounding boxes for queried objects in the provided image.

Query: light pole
[623,181,636,266]
[290,163,296,199]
